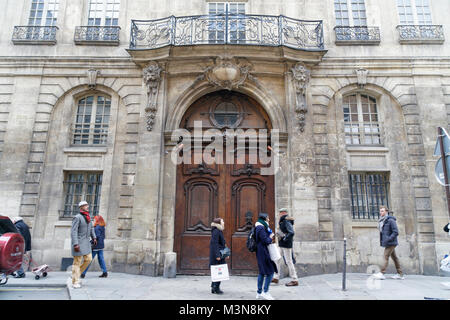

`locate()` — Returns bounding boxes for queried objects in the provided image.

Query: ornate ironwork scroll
[12,26,58,44]
[143,61,163,131]
[397,25,444,43]
[334,26,381,44]
[291,63,311,133]
[74,26,120,45]
[130,14,324,51]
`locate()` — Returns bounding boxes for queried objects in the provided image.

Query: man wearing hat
[272,208,298,286]
[70,201,97,289]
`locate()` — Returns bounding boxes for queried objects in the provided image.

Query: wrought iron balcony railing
[334,26,381,45]
[74,26,121,45]
[130,14,324,51]
[397,25,444,44]
[12,26,58,44]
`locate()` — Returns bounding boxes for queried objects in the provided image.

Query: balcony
[397,25,444,44]
[12,26,58,45]
[129,14,324,51]
[334,26,381,45]
[74,26,121,45]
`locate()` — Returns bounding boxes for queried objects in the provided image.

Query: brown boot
[271,278,279,284]
[285,280,298,286]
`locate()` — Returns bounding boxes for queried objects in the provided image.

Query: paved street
[2,271,450,300]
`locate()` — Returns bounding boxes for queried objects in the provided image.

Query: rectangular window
[73,95,110,145]
[343,93,381,145]
[63,172,102,217]
[349,172,390,219]
[28,0,59,26]
[88,0,120,26]
[397,0,432,24]
[334,0,366,26]
[208,2,246,43]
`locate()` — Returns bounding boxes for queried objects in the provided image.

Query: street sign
[434,127,450,156]
[435,155,450,186]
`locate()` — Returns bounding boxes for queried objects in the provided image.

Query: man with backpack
[272,208,298,286]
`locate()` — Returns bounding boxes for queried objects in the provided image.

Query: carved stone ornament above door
[143,61,164,131]
[290,62,311,133]
[196,57,259,91]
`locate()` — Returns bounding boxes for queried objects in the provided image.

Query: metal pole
[438,127,450,219]
[342,238,347,291]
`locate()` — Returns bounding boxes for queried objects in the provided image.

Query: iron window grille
[62,172,102,218]
[343,93,381,145]
[349,172,390,220]
[72,95,111,145]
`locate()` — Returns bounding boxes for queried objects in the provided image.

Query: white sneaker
[441,282,450,288]
[391,274,405,280]
[256,293,262,299]
[372,272,386,280]
[261,292,275,300]
[72,282,82,289]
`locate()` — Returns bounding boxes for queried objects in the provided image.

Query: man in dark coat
[273,208,298,286]
[11,217,31,278]
[372,206,404,280]
[255,213,277,300]
[209,218,226,294]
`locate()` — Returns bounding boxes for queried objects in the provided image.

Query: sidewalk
[3,271,450,300]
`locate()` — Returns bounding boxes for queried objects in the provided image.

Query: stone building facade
[0,0,449,276]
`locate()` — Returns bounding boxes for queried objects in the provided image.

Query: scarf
[80,210,91,224]
[378,215,387,232]
[257,218,273,234]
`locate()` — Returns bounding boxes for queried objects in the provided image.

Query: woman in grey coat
[70,201,97,288]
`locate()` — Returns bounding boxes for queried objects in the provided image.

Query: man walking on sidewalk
[372,206,404,280]
[272,208,298,286]
[70,201,97,288]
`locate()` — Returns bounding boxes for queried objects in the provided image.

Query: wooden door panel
[180,235,211,272]
[231,235,258,274]
[175,176,220,274]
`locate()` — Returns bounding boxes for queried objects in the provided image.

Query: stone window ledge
[346,145,389,153]
[64,146,107,154]
[351,220,378,228]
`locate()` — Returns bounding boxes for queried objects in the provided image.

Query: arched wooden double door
[174,90,275,275]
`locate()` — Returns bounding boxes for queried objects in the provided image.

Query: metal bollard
[342,238,347,291]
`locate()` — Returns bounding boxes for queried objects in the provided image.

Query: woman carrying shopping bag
[255,212,277,300]
[209,217,229,294]
[81,215,108,278]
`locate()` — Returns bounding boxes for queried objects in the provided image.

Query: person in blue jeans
[81,215,108,278]
[254,213,277,300]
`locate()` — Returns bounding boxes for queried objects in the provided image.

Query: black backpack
[246,227,257,252]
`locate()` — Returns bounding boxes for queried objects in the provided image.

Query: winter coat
[278,215,294,249]
[92,225,105,250]
[209,223,226,266]
[71,213,96,256]
[380,215,399,247]
[255,222,278,275]
[14,218,31,252]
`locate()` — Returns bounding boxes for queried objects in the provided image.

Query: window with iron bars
[62,172,102,217]
[72,94,111,145]
[349,172,390,220]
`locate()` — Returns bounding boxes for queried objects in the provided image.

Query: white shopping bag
[440,255,450,273]
[210,264,230,282]
[268,243,281,262]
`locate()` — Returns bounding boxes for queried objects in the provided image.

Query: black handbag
[220,246,231,259]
